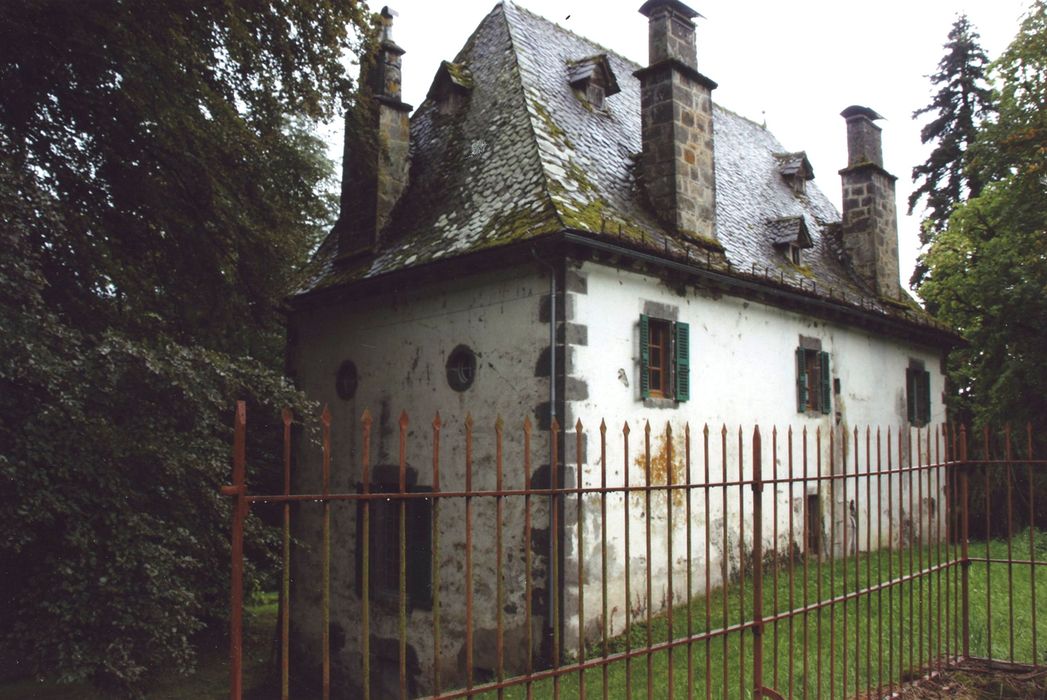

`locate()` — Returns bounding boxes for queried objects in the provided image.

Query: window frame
[640,314,690,402]
[789,244,802,265]
[355,474,433,610]
[586,82,606,109]
[906,362,932,427]
[796,340,831,415]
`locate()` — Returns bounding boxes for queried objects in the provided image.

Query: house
[285,1,956,696]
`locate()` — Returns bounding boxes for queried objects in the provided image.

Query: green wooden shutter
[639,314,650,399]
[674,321,690,401]
[906,368,916,423]
[820,351,831,415]
[919,370,931,425]
[796,347,807,412]
[406,489,433,609]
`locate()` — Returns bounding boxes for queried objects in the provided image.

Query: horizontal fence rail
[222,404,1047,699]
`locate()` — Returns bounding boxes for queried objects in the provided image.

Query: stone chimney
[635,0,720,249]
[336,6,412,260]
[838,106,901,299]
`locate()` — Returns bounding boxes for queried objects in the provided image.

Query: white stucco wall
[288,263,554,695]
[287,256,952,688]
[561,260,949,651]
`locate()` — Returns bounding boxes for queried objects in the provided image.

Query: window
[805,494,821,554]
[586,82,605,110]
[639,314,690,401]
[445,345,477,392]
[795,342,830,414]
[356,472,433,609]
[567,54,620,111]
[335,360,359,400]
[790,173,807,196]
[906,362,931,426]
[789,244,802,265]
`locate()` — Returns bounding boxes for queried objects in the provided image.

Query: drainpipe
[532,248,559,665]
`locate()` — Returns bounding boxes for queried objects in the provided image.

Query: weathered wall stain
[632,429,686,507]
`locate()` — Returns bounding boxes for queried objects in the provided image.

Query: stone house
[285,1,956,696]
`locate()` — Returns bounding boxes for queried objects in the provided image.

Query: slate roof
[298,1,947,335]
[765,217,812,249]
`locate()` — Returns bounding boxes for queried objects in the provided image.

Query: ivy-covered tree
[908,14,994,288]
[920,0,1047,432]
[0,1,374,693]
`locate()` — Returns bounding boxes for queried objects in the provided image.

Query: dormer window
[426,60,474,115]
[776,152,815,196]
[567,54,620,110]
[586,82,606,110]
[789,244,802,265]
[767,216,814,265]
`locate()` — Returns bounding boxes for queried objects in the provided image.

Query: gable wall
[287,263,553,695]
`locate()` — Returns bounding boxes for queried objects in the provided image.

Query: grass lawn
[473,531,1047,699]
[0,595,278,700]
[4,534,1044,698]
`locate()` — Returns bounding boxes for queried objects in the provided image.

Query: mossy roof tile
[296,1,940,330]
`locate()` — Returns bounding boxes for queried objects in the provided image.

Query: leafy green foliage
[908,14,993,287]
[0,0,375,693]
[919,1,1047,432]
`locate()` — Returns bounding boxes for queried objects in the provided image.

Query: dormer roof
[426,60,475,101]
[566,54,620,97]
[767,216,814,249]
[776,152,815,181]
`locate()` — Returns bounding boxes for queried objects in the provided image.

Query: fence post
[220,401,247,700]
[960,425,970,660]
[752,426,764,698]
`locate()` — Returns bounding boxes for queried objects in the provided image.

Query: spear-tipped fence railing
[223,404,1047,699]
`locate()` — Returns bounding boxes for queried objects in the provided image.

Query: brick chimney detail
[337,6,412,260]
[635,0,720,249]
[838,105,901,299]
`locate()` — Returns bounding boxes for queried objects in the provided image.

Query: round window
[335,360,359,400]
[445,345,477,392]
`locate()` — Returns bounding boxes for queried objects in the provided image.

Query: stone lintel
[639,0,701,20]
[633,59,718,91]
[375,95,413,113]
[838,161,897,183]
[380,39,406,57]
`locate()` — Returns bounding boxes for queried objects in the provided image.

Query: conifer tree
[920,0,1047,431]
[908,15,993,287]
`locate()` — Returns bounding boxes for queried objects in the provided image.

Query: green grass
[475,531,1047,699]
[7,535,1046,699]
[0,595,278,700]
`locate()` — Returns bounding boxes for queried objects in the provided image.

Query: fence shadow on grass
[222,405,1047,699]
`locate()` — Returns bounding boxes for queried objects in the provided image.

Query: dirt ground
[873,659,1047,699]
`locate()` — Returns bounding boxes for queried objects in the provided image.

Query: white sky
[337,0,1029,288]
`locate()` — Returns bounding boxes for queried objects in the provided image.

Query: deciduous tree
[0,1,373,693]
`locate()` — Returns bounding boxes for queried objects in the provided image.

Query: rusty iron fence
[222,402,1047,699]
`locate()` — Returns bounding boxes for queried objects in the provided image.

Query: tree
[0,1,374,693]
[908,14,993,288]
[919,1,1047,432]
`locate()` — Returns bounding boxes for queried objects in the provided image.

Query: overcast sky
[336,0,1030,288]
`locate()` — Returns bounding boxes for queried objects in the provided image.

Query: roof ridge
[713,102,771,133]
[499,2,569,232]
[508,1,644,73]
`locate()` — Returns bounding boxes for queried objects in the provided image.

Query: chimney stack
[336,6,412,260]
[635,1,720,249]
[839,106,901,299]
